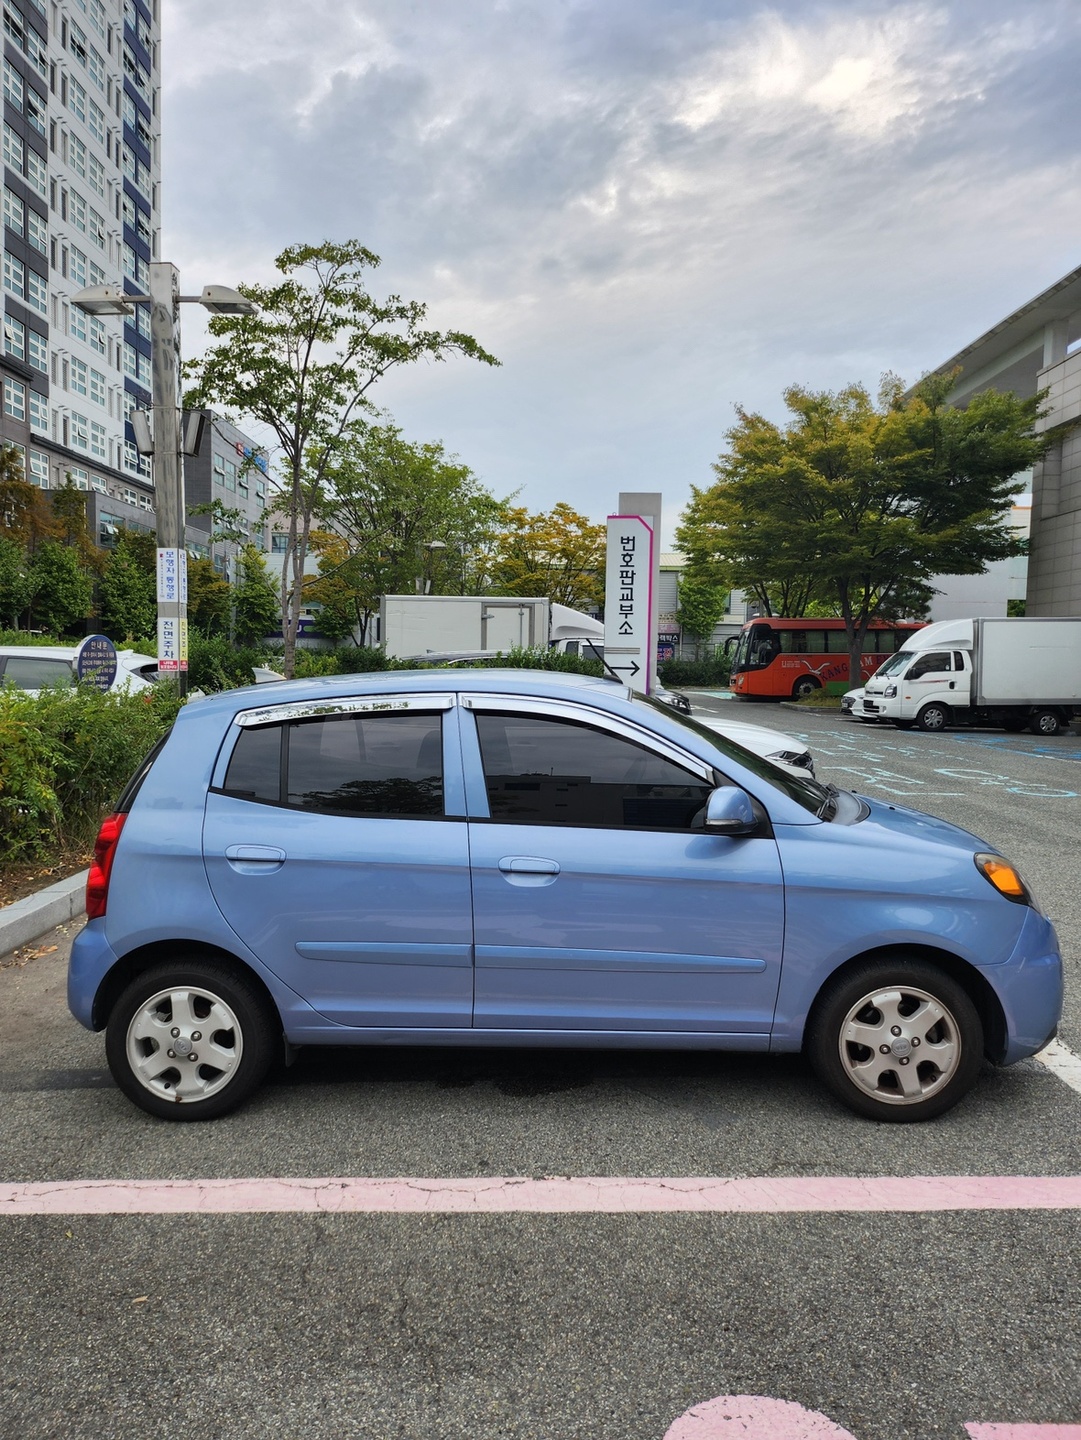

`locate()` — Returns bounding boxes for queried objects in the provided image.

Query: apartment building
[0,0,161,551]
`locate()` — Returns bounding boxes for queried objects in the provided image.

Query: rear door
[203,693,474,1029]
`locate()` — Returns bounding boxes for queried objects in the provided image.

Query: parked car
[695,716,815,777]
[69,669,1062,1124]
[841,687,882,722]
[0,645,158,694]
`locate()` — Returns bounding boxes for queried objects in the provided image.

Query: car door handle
[498,856,560,875]
[225,844,287,863]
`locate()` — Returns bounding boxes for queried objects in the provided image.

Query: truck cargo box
[974,617,1081,706]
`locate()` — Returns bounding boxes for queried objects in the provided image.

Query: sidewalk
[0,869,88,956]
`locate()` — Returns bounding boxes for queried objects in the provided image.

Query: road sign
[605,514,654,695]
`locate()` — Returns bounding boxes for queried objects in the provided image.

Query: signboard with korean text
[75,635,117,692]
[156,547,188,605]
[604,515,654,695]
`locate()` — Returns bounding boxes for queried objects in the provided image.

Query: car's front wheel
[806,960,984,1121]
[917,702,951,731]
[105,961,277,1121]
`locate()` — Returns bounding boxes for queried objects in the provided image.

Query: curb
[0,869,88,956]
[778,702,843,715]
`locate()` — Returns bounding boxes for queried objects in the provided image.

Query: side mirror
[704,786,758,835]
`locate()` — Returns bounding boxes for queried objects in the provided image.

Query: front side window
[907,651,952,679]
[476,712,712,830]
[223,711,445,819]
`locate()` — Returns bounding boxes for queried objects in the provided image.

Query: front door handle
[498,857,560,876]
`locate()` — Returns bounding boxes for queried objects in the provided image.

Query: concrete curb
[778,702,843,716]
[0,869,88,955]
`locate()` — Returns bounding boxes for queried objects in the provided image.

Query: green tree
[0,534,30,628]
[0,447,57,552]
[490,502,605,609]
[678,374,1046,685]
[25,541,94,635]
[52,477,101,575]
[232,544,280,646]
[99,534,157,642]
[185,240,499,676]
[675,576,728,660]
[187,556,232,636]
[305,422,505,643]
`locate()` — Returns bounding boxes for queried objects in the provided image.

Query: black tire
[792,676,821,701]
[917,702,951,732]
[1029,709,1062,737]
[105,961,278,1121]
[806,959,983,1122]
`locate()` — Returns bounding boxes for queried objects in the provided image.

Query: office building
[0,0,161,551]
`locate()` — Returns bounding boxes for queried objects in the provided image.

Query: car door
[203,693,474,1029]
[462,696,785,1038]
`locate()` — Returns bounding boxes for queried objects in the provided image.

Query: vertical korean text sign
[604,515,654,695]
[156,547,189,673]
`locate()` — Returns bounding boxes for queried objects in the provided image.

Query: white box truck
[861,617,1081,734]
[380,595,604,660]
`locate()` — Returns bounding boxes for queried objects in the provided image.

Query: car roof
[0,645,79,661]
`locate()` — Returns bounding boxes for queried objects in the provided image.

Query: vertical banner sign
[156,547,189,672]
[604,515,654,695]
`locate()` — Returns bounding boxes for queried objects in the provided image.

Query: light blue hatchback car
[69,670,1062,1122]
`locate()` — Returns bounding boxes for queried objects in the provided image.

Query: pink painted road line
[3,1174,1081,1216]
[966,1429,1081,1438]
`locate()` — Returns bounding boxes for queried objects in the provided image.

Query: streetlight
[421,539,446,594]
[72,266,257,696]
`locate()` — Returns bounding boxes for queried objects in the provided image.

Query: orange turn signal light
[975,853,1029,904]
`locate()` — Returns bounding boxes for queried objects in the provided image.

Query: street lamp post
[72,266,256,696]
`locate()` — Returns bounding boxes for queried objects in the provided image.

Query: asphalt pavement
[2,702,1080,1440]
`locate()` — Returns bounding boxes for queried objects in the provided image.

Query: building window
[70,358,89,397]
[89,367,106,406]
[2,186,24,237]
[134,304,151,341]
[27,329,46,373]
[70,411,90,452]
[69,189,88,234]
[4,438,26,473]
[28,389,47,433]
[88,99,105,144]
[3,58,23,110]
[87,154,105,198]
[25,150,46,198]
[88,207,106,251]
[123,342,150,385]
[2,122,23,171]
[89,0,106,41]
[69,246,88,287]
[90,420,107,459]
[68,467,90,491]
[87,46,106,94]
[70,304,87,344]
[69,75,87,124]
[3,376,26,421]
[69,132,87,178]
[29,448,48,487]
[271,534,289,554]
[25,268,46,315]
[88,315,106,355]
[26,209,46,255]
[25,87,44,136]
[3,312,25,361]
[3,250,25,301]
[224,460,237,491]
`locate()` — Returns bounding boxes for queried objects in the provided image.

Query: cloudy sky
[162,0,1081,543]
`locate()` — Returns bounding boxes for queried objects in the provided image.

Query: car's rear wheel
[1029,708,1062,736]
[105,961,277,1121]
[806,960,983,1121]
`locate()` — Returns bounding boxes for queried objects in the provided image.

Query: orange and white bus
[727,617,925,701]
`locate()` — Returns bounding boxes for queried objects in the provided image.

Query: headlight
[884,684,897,698]
[974,853,1036,907]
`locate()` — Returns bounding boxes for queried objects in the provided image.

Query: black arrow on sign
[607,660,641,678]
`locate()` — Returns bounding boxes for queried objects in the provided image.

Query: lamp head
[71,284,136,316]
[198,285,257,316]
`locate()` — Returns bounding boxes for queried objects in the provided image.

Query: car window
[475,711,713,830]
[222,711,444,818]
[0,656,75,689]
[907,651,952,678]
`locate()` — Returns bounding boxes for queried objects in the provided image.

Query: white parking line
[1035,1039,1081,1097]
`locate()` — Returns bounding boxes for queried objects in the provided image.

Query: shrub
[658,655,732,688]
[0,682,183,863]
[187,631,272,692]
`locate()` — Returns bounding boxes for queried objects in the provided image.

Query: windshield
[637,694,828,815]
[870,650,914,679]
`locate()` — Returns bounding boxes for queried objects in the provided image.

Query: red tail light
[86,813,127,920]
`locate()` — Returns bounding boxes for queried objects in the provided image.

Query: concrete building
[183,409,271,576]
[928,264,1081,616]
[0,0,162,547]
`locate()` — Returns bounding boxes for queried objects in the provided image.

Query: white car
[0,645,158,694]
[841,686,881,722]
[696,716,816,777]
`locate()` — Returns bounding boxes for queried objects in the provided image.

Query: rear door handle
[225,844,286,863]
[498,856,560,876]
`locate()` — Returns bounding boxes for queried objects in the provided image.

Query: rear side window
[222,711,444,818]
[0,656,75,688]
